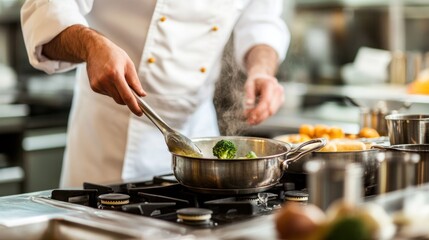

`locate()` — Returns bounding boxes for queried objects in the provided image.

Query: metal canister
[376,151,420,194]
[359,103,391,136]
[305,160,363,210]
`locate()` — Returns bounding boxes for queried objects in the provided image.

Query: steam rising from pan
[214,40,250,136]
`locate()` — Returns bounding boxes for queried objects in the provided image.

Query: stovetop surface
[50,173,307,229]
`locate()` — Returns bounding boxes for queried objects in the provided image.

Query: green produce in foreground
[212,140,237,159]
[324,216,371,240]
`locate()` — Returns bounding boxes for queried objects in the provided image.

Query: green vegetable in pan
[245,151,258,159]
[212,140,237,159]
[212,140,259,159]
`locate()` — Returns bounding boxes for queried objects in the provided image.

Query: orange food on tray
[299,124,315,138]
[359,127,380,139]
[313,124,331,139]
[275,124,380,147]
[329,127,345,139]
[277,133,311,144]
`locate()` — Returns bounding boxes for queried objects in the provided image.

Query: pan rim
[171,136,292,160]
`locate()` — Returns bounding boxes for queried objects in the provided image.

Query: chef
[21,0,289,187]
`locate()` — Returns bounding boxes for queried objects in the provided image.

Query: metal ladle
[131,90,203,157]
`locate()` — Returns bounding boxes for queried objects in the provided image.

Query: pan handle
[371,145,398,151]
[281,138,327,171]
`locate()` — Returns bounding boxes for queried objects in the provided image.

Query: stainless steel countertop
[0,191,279,240]
[3,185,429,239]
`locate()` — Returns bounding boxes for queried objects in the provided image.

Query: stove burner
[176,208,216,227]
[98,193,130,209]
[284,190,309,204]
[177,207,212,221]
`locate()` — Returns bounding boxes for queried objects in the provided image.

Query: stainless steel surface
[0,192,197,240]
[172,136,325,194]
[131,90,202,157]
[212,214,277,240]
[376,151,420,194]
[305,160,363,210]
[1,217,140,240]
[8,185,429,240]
[386,114,429,144]
[0,191,281,240]
[375,144,429,186]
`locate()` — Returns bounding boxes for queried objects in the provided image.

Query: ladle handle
[131,89,173,135]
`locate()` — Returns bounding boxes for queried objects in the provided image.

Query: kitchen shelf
[296,0,429,8]
[0,1,21,24]
[283,82,429,105]
[247,82,428,137]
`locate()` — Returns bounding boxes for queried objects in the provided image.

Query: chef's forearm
[42,24,103,63]
[244,44,279,77]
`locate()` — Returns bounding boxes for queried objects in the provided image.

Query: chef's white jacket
[21,0,289,187]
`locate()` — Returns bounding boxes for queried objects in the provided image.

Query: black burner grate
[50,173,304,228]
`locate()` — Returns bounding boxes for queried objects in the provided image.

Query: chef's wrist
[244,45,279,78]
[41,24,103,63]
[246,73,278,84]
[79,26,107,62]
[247,67,274,78]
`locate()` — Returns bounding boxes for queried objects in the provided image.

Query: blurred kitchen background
[0,0,429,196]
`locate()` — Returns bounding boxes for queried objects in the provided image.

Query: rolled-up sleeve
[21,0,93,74]
[233,0,290,70]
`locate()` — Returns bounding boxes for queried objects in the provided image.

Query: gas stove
[49,173,308,229]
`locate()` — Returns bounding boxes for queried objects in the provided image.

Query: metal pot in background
[373,144,429,186]
[344,97,411,136]
[288,149,381,196]
[360,105,390,136]
[385,114,429,144]
[375,151,420,194]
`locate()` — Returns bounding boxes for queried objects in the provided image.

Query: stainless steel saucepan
[172,136,326,194]
[385,114,429,144]
[373,144,429,185]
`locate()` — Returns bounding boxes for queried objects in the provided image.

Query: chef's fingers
[244,78,256,109]
[245,78,284,125]
[110,87,126,105]
[267,83,284,114]
[125,63,146,97]
[246,82,273,125]
[115,74,143,116]
[98,80,127,106]
[88,74,123,104]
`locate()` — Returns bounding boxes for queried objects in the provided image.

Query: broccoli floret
[245,151,258,159]
[212,140,237,159]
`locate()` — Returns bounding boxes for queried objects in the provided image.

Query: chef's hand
[42,25,145,116]
[244,73,284,125]
[243,44,284,125]
[86,35,145,116]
